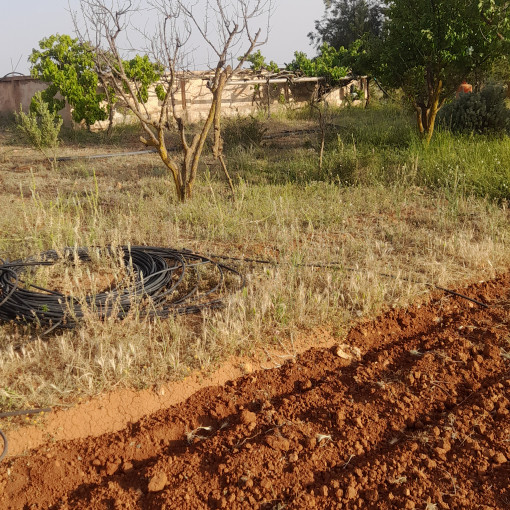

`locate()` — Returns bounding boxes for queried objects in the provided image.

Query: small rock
[333,344,352,359]
[302,379,313,390]
[148,471,168,492]
[305,437,317,449]
[241,362,254,374]
[122,461,133,472]
[240,410,257,426]
[435,447,448,459]
[106,461,119,476]
[265,435,290,452]
[426,459,437,469]
[346,485,357,499]
[493,452,507,464]
[260,479,271,490]
[336,410,345,426]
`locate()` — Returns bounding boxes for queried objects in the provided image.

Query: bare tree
[73,0,272,201]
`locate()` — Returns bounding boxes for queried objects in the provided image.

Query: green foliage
[244,50,280,73]
[437,84,510,134]
[121,55,164,103]
[30,34,108,127]
[372,0,510,140]
[309,0,384,49]
[30,35,164,129]
[287,43,351,84]
[222,115,268,150]
[15,92,63,168]
[380,0,510,103]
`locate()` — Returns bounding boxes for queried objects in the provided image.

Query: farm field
[0,104,510,508]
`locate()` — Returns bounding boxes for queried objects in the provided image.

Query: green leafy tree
[244,50,280,73]
[29,35,163,131]
[309,0,384,49]
[121,55,164,103]
[287,43,360,85]
[29,34,108,128]
[377,0,510,143]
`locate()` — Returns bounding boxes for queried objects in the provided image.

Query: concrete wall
[0,76,72,125]
[94,74,369,129]
[0,74,368,130]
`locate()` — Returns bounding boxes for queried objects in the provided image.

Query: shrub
[222,115,267,150]
[438,84,510,134]
[15,92,63,169]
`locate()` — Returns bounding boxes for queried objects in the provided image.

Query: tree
[244,50,279,73]
[29,34,164,133]
[287,43,350,85]
[309,0,384,50]
[73,0,272,202]
[29,34,109,128]
[378,0,510,143]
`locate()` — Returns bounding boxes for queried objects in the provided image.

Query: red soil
[1,273,509,509]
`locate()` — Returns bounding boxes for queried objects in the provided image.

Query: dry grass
[0,113,509,411]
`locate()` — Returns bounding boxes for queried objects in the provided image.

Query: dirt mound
[1,273,509,509]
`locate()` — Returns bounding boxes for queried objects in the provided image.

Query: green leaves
[372,0,510,140]
[287,43,351,85]
[380,0,510,99]
[30,34,108,127]
[121,55,164,103]
[15,91,63,170]
[243,50,280,73]
[30,35,164,128]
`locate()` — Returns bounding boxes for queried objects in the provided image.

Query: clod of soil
[1,272,509,509]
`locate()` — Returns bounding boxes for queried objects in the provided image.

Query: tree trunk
[414,79,443,145]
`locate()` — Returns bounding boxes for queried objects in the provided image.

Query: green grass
[226,103,510,203]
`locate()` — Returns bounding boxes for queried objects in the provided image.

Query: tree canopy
[377,0,510,142]
[309,0,384,49]
[29,34,109,128]
[30,34,164,130]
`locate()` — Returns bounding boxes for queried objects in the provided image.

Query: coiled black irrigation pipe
[0,246,245,333]
[0,246,489,462]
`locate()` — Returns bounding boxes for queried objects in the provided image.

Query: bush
[15,92,63,169]
[222,115,267,150]
[438,84,510,134]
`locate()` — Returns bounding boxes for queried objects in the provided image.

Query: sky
[1,0,326,77]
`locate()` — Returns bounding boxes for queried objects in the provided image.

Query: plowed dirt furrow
[1,273,509,509]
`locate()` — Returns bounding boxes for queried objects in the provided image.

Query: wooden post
[180,79,187,110]
[266,77,271,119]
